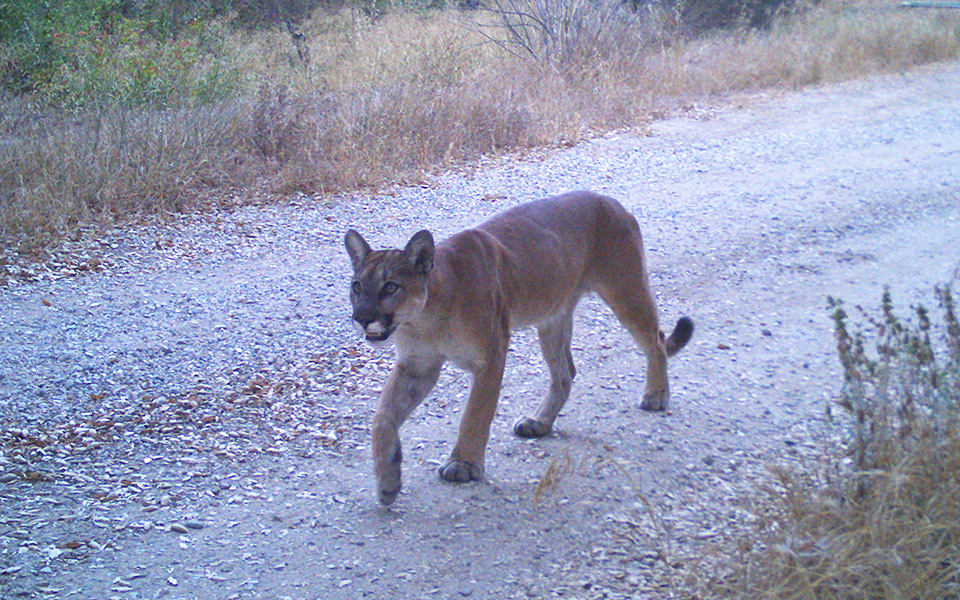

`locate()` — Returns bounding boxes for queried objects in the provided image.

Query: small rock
[36,586,64,595]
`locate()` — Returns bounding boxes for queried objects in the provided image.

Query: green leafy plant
[715,288,960,600]
[0,0,123,93]
[1,1,240,108]
[829,287,960,481]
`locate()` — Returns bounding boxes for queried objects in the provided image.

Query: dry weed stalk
[715,287,960,600]
[532,449,574,502]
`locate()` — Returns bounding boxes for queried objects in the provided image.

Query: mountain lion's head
[344,229,435,346]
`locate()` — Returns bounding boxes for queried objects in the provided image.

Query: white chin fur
[354,320,392,348]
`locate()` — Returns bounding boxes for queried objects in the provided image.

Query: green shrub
[625,0,802,34]
[0,0,241,107]
[127,0,328,30]
[0,0,123,93]
[717,288,960,600]
[44,18,241,108]
[829,287,960,479]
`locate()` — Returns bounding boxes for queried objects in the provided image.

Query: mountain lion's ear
[404,230,435,276]
[344,229,372,271]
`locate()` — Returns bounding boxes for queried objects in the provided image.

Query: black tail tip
[666,316,694,356]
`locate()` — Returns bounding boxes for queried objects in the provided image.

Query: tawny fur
[345,191,694,505]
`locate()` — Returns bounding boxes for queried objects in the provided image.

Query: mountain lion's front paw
[438,458,484,483]
[513,416,552,438]
[641,390,669,411]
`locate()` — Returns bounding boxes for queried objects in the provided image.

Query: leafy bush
[625,0,801,34]
[718,288,960,600]
[0,0,123,93]
[46,19,240,108]
[1,0,241,107]
[126,0,330,30]
[829,287,960,479]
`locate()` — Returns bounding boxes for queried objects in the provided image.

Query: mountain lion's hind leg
[605,272,671,411]
[594,223,672,412]
[599,281,671,411]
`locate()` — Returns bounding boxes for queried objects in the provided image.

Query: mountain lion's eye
[383,282,399,295]
[352,282,362,295]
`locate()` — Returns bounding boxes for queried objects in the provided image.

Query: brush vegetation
[704,287,960,600]
[1,0,959,253]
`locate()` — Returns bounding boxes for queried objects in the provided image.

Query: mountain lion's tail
[665,317,694,357]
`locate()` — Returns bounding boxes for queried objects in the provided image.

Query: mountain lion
[345,191,694,505]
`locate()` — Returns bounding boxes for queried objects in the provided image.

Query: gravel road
[2,60,960,599]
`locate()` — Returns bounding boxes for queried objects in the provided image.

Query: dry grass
[2,0,960,253]
[0,100,251,252]
[721,443,960,600]
[679,2,960,92]
[701,287,960,600]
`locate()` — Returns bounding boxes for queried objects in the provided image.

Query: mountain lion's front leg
[439,342,507,483]
[372,357,442,505]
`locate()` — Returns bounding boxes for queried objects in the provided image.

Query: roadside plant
[828,286,960,481]
[716,287,960,599]
[0,0,123,94]
[43,18,241,109]
[477,0,647,67]
[1,1,240,109]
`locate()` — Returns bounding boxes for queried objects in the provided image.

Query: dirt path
[2,61,960,599]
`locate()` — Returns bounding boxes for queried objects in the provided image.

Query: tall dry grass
[2,0,960,253]
[210,0,960,190]
[0,100,251,251]
[677,2,960,92]
[702,287,960,600]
